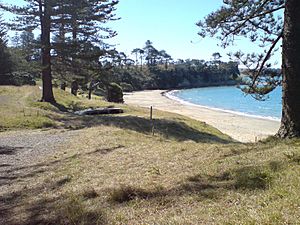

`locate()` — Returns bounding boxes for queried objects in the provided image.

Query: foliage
[110,57,239,91]
[0,72,36,86]
[2,0,119,102]
[8,30,41,76]
[197,0,285,99]
[106,82,124,103]
[197,0,300,138]
[51,0,119,88]
[0,14,13,76]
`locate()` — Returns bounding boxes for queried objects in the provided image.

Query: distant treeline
[110,59,240,91]
[1,33,240,93]
[107,41,240,91]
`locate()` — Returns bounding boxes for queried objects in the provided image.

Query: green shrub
[0,72,36,86]
[120,82,134,92]
[106,82,124,103]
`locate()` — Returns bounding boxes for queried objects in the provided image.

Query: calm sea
[167,86,282,121]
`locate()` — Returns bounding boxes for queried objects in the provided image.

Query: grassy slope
[0,86,300,225]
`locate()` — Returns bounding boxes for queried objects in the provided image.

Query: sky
[106,0,282,64]
[1,0,282,64]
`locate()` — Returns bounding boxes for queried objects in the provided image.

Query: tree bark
[88,80,94,100]
[40,0,55,103]
[71,80,78,96]
[277,0,300,138]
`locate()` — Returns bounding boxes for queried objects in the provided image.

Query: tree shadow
[0,145,118,225]
[0,146,24,155]
[57,114,233,144]
[109,160,287,205]
[0,179,107,225]
[0,145,124,187]
[50,102,69,112]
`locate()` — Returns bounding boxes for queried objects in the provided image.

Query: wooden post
[150,106,154,135]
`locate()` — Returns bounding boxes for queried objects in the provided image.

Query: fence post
[150,106,154,135]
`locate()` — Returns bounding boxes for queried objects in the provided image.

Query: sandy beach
[124,90,281,143]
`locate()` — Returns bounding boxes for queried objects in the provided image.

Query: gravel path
[0,129,81,187]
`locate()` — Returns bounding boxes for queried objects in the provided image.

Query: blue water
[169,86,282,120]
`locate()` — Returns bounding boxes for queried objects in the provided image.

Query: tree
[159,50,172,69]
[131,48,140,65]
[0,14,12,76]
[9,30,40,75]
[138,49,145,70]
[51,0,119,96]
[212,52,222,65]
[2,0,119,103]
[131,48,144,70]
[197,0,300,138]
[143,40,159,66]
[2,0,57,102]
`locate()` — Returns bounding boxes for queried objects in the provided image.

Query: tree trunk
[40,0,55,103]
[88,80,94,100]
[277,0,300,138]
[71,80,78,96]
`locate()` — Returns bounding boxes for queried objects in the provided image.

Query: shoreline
[164,90,281,122]
[124,90,281,143]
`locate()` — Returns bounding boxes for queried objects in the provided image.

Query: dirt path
[0,128,83,224]
[0,129,81,188]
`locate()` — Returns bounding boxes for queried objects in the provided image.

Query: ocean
[166,86,282,121]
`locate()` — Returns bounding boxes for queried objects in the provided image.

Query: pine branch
[250,31,283,88]
[222,1,284,40]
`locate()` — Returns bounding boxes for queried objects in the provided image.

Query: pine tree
[0,14,12,76]
[1,0,57,102]
[197,0,300,138]
[51,0,119,95]
[2,0,118,102]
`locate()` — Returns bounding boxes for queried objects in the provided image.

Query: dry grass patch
[1,86,300,224]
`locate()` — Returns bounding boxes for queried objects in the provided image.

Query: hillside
[0,86,299,225]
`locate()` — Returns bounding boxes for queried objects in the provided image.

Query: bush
[106,83,124,103]
[120,82,134,92]
[0,72,36,86]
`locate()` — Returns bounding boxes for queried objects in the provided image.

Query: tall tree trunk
[40,0,55,103]
[88,80,94,100]
[277,0,300,138]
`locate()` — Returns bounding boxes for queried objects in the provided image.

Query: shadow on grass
[0,183,108,225]
[57,114,232,144]
[0,145,124,187]
[51,102,69,112]
[109,161,286,204]
[0,146,115,225]
[0,146,24,155]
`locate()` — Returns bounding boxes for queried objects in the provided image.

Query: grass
[1,85,300,224]
[0,85,119,131]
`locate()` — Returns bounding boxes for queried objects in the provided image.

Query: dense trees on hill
[197,0,300,138]
[109,41,239,91]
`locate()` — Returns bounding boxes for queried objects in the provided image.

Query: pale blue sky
[1,0,282,64]
[106,0,282,64]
